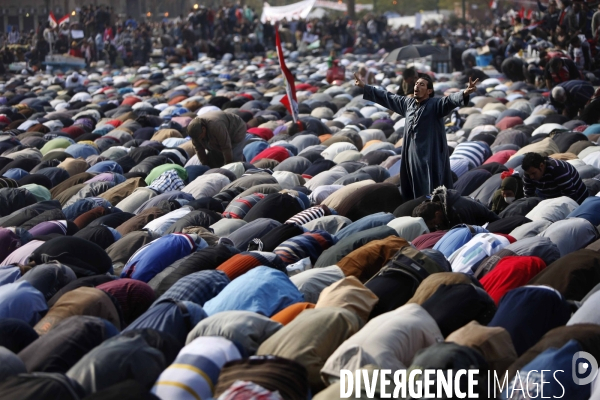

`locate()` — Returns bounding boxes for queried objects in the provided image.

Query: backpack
[365,245,446,287]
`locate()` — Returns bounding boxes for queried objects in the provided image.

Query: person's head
[573,2,581,11]
[501,186,516,201]
[522,152,546,181]
[570,35,582,48]
[500,176,520,204]
[287,121,304,136]
[187,117,208,146]
[552,86,567,104]
[402,67,417,86]
[414,75,434,101]
[549,1,557,12]
[412,201,447,231]
[548,57,564,74]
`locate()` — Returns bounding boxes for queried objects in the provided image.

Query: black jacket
[431,186,500,227]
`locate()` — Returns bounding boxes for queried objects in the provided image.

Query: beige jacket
[320,303,444,384]
[190,111,247,164]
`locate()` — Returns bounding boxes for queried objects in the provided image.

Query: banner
[387,12,444,29]
[71,30,84,39]
[48,12,58,29]
[414,12,422,30]
[314,1,373,11]
[275,23,299,123]
[261,0,316,23]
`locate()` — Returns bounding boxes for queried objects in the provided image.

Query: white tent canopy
[261,0,317,23]
[261,0,373,23]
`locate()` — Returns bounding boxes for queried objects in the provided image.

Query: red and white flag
[489,0,497,9]
[275,23,299,123]
[48,12,58,29]
[58,15,70,28]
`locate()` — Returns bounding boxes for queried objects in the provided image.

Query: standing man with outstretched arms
[354,72,478,199]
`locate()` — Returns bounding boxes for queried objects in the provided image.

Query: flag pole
[275,22,299,123]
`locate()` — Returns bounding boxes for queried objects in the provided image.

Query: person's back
[187,111,248,167]
[449,189,501,226]
[413,187,499,231]
[545,56,580,87]
[299,116,332,135]
[522,152,588,204]
[65,72,84,89]
[7,29,19,44]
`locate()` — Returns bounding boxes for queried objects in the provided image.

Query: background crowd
[1,0,600,399]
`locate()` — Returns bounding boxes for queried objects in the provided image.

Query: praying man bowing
[354,72,478,200]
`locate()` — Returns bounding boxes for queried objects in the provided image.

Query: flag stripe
[275,23,299,123]
[48,12,58,29]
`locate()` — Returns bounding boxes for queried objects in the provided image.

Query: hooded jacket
[430,186,500,227]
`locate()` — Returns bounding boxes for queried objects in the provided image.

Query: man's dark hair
[548,57,563,73]
[287,121,303,136]
[402,67,416,80]
[412,201,443,221]
[522,152,546,170]
[418,74,435,98]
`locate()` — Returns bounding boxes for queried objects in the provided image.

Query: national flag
[58,15,70,28]
[275,23,299,123]
[48,12,58,29]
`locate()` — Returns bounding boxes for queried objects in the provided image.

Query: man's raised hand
[354,72,365,88]
[464,77,479,96]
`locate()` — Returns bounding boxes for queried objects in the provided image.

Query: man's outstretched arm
[354,72,408,116]
[436,77,478,116]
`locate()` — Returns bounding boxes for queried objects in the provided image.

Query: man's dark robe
[363,86,466,199]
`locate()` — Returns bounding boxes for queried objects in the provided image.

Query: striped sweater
[523,158,588,204]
